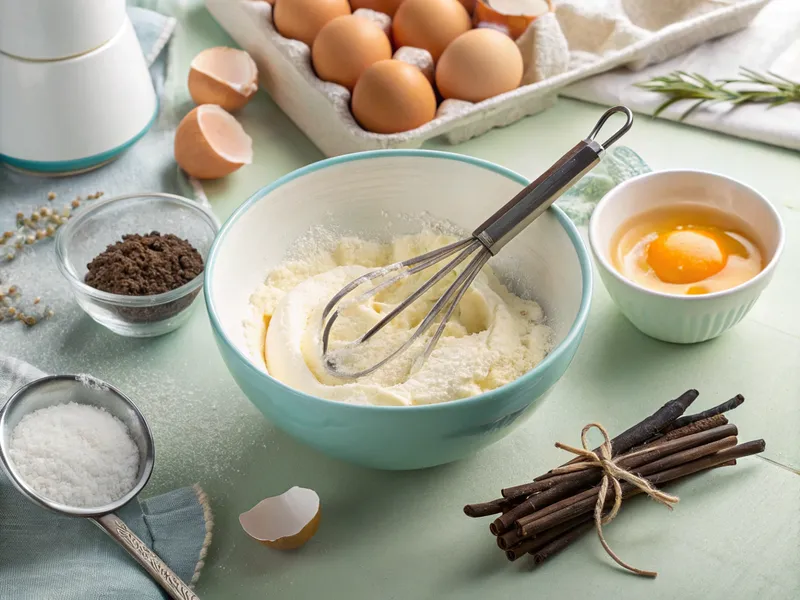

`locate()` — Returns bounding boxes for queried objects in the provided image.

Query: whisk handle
[473,106,633,254]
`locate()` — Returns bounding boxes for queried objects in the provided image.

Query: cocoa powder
[85,232,204,324]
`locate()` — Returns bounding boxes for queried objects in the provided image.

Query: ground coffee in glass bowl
[55,193,219,337]
[84,232,204,324]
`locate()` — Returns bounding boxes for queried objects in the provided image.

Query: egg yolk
[611,205,763,296]
[646,229,727,284]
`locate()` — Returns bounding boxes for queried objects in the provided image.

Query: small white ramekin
[589,170,784,344]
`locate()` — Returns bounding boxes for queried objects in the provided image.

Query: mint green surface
[8,2,798,597]
[181,6,799,595]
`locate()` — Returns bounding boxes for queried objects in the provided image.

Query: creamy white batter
[245,233,553,406]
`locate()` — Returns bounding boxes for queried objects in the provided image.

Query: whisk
[321,106,633,379]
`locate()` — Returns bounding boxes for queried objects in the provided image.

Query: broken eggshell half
[239,486,321,550]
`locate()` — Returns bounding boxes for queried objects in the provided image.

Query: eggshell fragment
[188,47,259,111]
[273,0,351,48]
[392,0,472,61]
[239,486,321,550]
[393,46,435,84]
[474,0,551,40]
[174,105,253,179]
[312,15,392,90]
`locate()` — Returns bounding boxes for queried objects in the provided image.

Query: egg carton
[205,0,768,157]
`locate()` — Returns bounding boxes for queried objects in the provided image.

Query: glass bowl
[55,193,220,337]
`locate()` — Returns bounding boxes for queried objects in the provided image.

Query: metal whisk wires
[321,105,634,380]
[320,237,490,379]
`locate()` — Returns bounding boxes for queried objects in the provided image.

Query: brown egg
[312,16,392,90]
[392,0,472,61]
[273,0,351,48]
[457,0,475,13]
[349,0,405,16]
[436,28,523,102]
[352,60,437,133]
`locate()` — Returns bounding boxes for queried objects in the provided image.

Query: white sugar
[9,402,139,508]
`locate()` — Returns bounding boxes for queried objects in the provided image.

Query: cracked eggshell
[174,104,253,179]
[474,0,551,40]
[239,486,322,550]
[188,47,259,111]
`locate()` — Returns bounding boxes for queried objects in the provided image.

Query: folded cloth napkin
[0,356,213,600]
[563,0,800,151]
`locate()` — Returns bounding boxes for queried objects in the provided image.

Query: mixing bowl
[205,150,592,469]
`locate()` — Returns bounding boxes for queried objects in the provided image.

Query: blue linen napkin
[0,356,213,600]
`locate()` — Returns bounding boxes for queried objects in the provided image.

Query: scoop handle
[473,106,633,254]
[94,513,200,600]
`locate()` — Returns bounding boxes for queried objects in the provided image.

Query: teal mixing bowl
[205,150,592,470]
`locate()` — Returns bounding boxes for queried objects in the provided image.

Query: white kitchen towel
[563,0,800,151]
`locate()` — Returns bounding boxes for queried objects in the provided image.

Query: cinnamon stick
[517,436,739,537]
[534,389,699,480]
[501,413,729,503]
[640,414,728,447]
[517,439,764,538]
[464,497,518,518]
[663,395,744,433]
[504,514,593,560]
[491,423,736,534]
[531,521,595,565]
[529,459,739,568]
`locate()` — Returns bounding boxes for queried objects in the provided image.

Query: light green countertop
[8,3,800,598]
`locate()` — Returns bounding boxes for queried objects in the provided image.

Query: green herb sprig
[636,68,800,120]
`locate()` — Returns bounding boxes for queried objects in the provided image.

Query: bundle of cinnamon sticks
[464,390,765,567]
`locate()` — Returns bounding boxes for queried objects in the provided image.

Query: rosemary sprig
[636,68,800,120]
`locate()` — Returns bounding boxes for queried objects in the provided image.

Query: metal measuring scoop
[0,375,199,600]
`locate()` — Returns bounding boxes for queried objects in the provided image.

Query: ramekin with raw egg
[589,170,784,344]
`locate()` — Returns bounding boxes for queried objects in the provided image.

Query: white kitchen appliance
[0,0,157,175]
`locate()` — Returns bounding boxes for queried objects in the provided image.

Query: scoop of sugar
[239,486,321,550]
[393,47,435,84]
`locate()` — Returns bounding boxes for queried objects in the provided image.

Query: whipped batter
[246,233,553,406]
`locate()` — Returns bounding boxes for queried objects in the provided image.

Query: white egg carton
[205,0,767,157]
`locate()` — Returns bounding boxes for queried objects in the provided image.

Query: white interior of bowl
[209,153,587,373]
[590,170,784,267]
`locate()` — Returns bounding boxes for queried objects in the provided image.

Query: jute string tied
[551,423,680,578]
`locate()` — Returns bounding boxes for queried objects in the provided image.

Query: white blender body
[0,0,157,175]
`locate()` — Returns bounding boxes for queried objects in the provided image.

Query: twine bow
[552,423,680,578]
